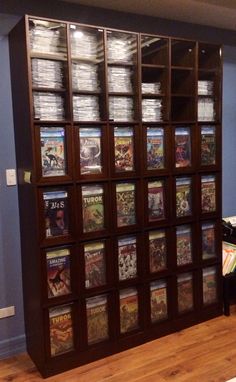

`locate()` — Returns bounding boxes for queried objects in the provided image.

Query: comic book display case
[9,15,222,377]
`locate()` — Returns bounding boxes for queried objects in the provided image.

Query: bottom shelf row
[49,265,219,357]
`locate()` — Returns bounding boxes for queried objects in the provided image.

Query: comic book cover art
[176,225,192,266]
[118,236,137,281]
[116,183,136,227]
[201,126,216,166]
[86,295,109,345]
[120,288,139,334]
[176,177,192,218]
[149,230,167,273]
[201,175,216,213]
[148,180,165,222]
[82,185,105,233]
[114,127,134,172]
[49,304,74,357]
[175,127,191,168]
[79,128,102,175]
[146,128,164,170]
[84,242,106,289]
[44,190,69,238]
[40,127,66,177]
[177,273,193,313]
[202,222,216,260]
[47,248,71,298]
[150,280,168,323]
[203,267,217,305]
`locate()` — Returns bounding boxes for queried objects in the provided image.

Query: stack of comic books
[30,20,65,54]
[198,80,214,95]
[142,98,163,122]
[72,62,100,92]
[33,92,65,120]
[70,29,98,61]
[142,82,161,94]
[73,95,100,121]
[109,96,134,121]
[108,67,133,93]
[198,98,215,121]
[107,33,133,63]
[32,58,64,89]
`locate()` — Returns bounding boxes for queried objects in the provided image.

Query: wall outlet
[0,306,15,319]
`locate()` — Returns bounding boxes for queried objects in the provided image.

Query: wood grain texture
[1,307,236,382]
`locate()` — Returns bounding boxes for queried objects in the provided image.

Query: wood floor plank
[1,310,236,382]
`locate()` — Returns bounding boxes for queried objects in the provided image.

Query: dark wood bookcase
[9,15,223,377]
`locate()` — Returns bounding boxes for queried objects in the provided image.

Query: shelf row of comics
[49,266,218,356]
[33,92,217,122]
[43,176,217,237]
[40,124,217,177]
[46,221,217,298]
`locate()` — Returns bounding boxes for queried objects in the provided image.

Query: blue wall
[223,46,236,217]
[0,37,25,357]
[0,5,236,359]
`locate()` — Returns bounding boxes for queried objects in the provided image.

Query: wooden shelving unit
[9,15,222,377]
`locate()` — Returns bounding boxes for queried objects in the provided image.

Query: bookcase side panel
[8,17,45,371]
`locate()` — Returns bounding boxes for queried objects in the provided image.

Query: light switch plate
[6,169,17,186]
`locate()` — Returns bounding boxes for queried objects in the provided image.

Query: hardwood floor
[1,309,236,382]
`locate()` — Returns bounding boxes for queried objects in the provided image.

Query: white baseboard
[0,335,26,359]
